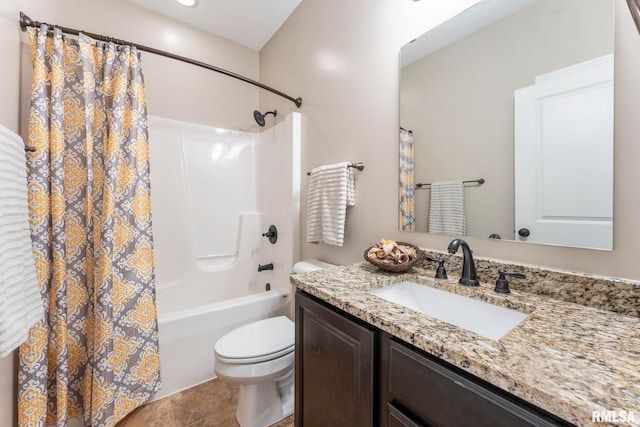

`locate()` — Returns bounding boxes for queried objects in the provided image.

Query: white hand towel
[306,162,355,246]
[0,125,43,357]
[428,181,466,236]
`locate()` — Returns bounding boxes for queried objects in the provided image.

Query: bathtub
[156,288,291,398]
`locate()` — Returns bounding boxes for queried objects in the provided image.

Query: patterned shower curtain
[398,128,416,231]
[18,26,161,427]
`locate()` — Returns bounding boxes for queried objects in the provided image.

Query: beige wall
[260,0,640,281]
[0,1,259,424]
[401,0,613,237]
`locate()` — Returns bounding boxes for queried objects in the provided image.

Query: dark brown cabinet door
[295,291,375,427]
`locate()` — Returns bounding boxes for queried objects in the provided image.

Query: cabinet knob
[518,228,530,237]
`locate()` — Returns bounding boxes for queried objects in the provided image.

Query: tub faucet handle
[262,225,278,244]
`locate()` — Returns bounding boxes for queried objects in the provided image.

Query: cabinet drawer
[387,339,564,427]
[388,403,427,427]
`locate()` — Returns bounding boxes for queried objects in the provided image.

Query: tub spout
[258,263,274,272]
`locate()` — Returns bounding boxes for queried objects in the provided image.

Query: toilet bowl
[213,259,335,427]
[214,316,295,427]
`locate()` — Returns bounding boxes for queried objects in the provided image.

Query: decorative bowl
[363,241,422,273]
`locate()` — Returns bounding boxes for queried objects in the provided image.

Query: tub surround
[290,258,640,427]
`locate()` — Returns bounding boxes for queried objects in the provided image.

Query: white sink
[368,281,528,340]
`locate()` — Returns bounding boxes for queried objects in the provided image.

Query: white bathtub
[156,288,291,399]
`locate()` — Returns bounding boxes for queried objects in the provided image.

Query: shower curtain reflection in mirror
[18,26,160,427]
[628,0,640,33]
[399,128,416,231]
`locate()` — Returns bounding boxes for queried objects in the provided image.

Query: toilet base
[235,374,294,427]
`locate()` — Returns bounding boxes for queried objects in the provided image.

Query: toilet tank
[292,259,336,274]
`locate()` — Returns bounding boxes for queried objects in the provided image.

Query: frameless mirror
[399,0,614,250]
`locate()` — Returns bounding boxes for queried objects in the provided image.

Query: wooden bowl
[363,241,422,273]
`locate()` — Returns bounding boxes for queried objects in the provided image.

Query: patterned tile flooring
[117,379,294,427]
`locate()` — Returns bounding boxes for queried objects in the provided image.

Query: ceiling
[127,0,303,51]
[401,0,536,67]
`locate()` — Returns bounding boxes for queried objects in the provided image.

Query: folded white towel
[428,181,466,236]
[0,125,43,358]
[306,162,355,246]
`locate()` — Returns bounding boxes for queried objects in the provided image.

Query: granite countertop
[290,262,640,427]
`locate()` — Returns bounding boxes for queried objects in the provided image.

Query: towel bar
[416,178,484,189]
[306,162,364,176]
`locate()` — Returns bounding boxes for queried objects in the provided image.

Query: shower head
[253,110,277,127]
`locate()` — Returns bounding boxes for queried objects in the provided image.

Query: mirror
[399,0,614,250]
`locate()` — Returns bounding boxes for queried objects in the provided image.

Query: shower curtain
[18,26,161,427]
[398,128,416,231]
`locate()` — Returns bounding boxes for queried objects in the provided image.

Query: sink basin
[368,281,528,340]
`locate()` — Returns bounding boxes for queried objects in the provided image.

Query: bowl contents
[367,239,418,265]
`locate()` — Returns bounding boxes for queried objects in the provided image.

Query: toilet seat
[215,316,294,364]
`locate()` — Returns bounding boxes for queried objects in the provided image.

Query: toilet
[213,259,335,427]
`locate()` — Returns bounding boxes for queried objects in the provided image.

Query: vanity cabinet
[295,290,572,427]
[295,290,376,426]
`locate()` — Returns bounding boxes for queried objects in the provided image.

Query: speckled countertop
[290,262,640,427]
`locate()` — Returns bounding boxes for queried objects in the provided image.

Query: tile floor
[117,379,294,427]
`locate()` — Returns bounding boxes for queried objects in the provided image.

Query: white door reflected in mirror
[514,55,613,250]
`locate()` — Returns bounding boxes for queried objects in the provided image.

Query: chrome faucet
[447,239,480,287]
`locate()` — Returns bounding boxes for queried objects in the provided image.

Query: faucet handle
[262,225,278,244]
[494,269,526,294]
[425,257,448,279]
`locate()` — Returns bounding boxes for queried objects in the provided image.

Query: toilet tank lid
[215,316,294,360]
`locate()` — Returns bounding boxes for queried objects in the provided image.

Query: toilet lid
[215,316,294,363]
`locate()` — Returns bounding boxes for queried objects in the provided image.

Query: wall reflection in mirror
[399,0,614,250]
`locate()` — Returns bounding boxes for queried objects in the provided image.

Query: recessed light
[175,0,198,7]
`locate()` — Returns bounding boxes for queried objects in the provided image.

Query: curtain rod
[19,12,302,108]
